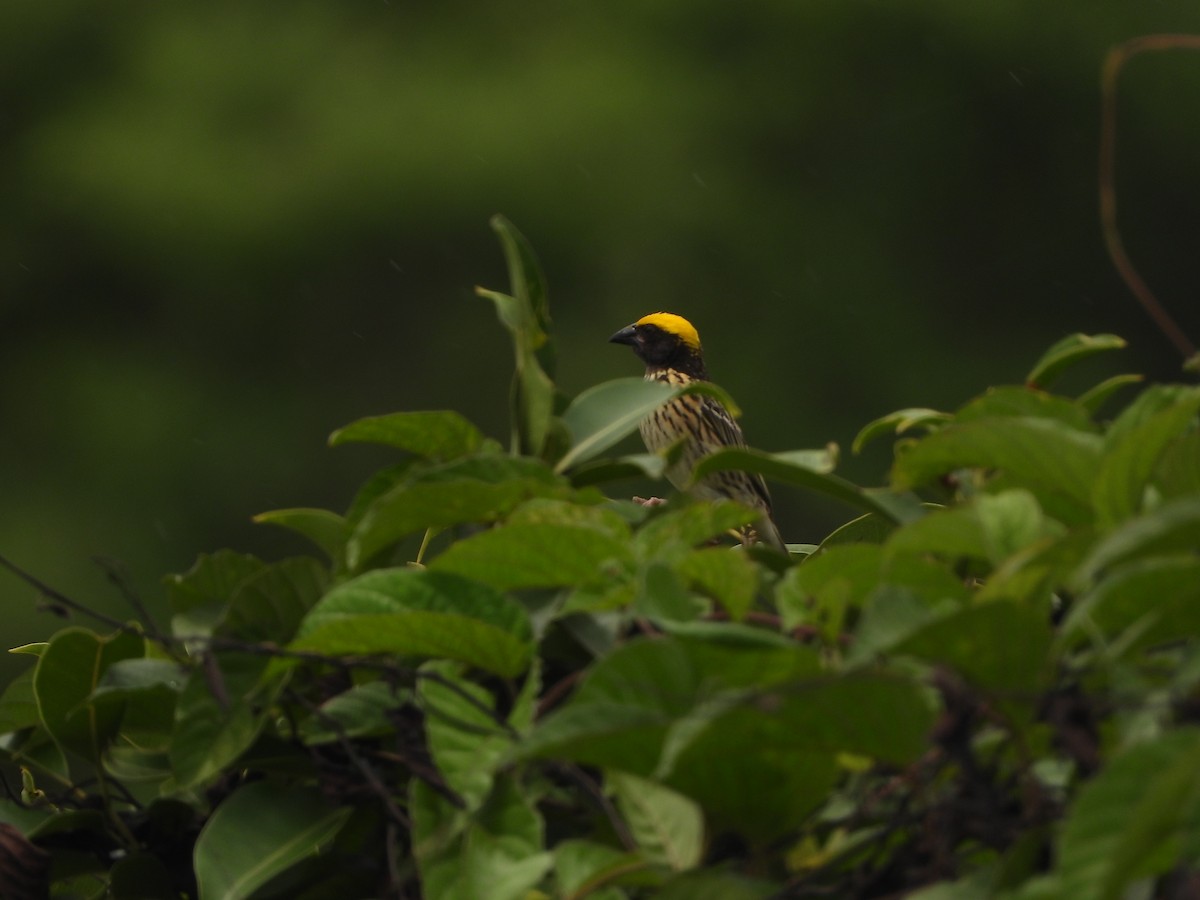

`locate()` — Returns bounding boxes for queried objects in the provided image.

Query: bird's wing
[693,395,774,515]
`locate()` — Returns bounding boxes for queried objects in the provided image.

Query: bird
[608,312,788,552]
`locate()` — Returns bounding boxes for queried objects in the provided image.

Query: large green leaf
[292,568,534,677]
[663,705,840,845]
[1054,730,1200,900]
[345,455,568,568]
[884,490,1060,567]
[556,377,676,472]
[328,410,484,458]
[430,521,632,590]
[518,637,822,775]
[193,781,352,900]
[33,627,143,763]
[1024,332,1126,389]
[894,601,1053,717]
[556,378,743,473]
[1092,385,1200,528]
[891,417,1102,519]
[693,446,923,524]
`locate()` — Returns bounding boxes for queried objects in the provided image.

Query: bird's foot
[632,496,668,508]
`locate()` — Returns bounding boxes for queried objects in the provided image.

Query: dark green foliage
[2,222,1200,899]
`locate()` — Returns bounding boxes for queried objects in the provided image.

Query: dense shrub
[2,219,1198,899]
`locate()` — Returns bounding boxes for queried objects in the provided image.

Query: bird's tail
[750,514,788,554]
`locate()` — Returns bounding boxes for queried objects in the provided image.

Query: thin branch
[1099,34,1200,362]
[555,763,637,852]
[291,690,410,830]
[0,552,131,633]
[91,555,174,655]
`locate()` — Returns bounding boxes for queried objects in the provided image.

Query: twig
[1099,34,1200,362]
[91,555,177,657]
[291,690,410,829]
[556,763,637,852]
[0,552,131,633]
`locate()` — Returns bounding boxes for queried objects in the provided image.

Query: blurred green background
[3,1,1199,681]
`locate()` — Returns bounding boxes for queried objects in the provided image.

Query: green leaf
[251,508,349,563]
[1024,332,1126,389]
[0,669,40,734]
[557,377,676,471]
[1064,556,1200,653]
[292,569,534,677]
[221,557,329,643]
[1054,730,1200,900]
[894,601,1053,715]
[478,221,558,459]
[328,410,484,459]
[852,408,951,454]
[1092,385,1200,528]
[299,680,410,744]
[193,781,352,900]
[1155,429,1200,499]
[33,628,143,763]
[567,452,668,488]
[346,456,568,568]
[554,839,649,899]
[519,637,822,775]
[885,490,1060,567]
[418,660,537,811]
[1078,373,1143,415]
[556,379,744,473]
[635,499,761,557]
[891,417,1102,519]
[677,547,759,621]
[170,653,270,790]
[955,385,1096,431]
[609,772,703,871]
[664,707,839,845]
[1073,496,1200,588]
[491,214,552,361]
[95,658,186,695]
[693,447,922,524]
[818,512,897,548]
[412,774,553,900]
[430,521,632,591]
[776,544,883,635]
[166,551,265,638]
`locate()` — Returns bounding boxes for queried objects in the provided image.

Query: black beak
[609,324,638,346]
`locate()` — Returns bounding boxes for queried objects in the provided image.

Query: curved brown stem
[1099,34,1200,362]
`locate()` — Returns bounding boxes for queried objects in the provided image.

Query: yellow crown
[635,312,701,350]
